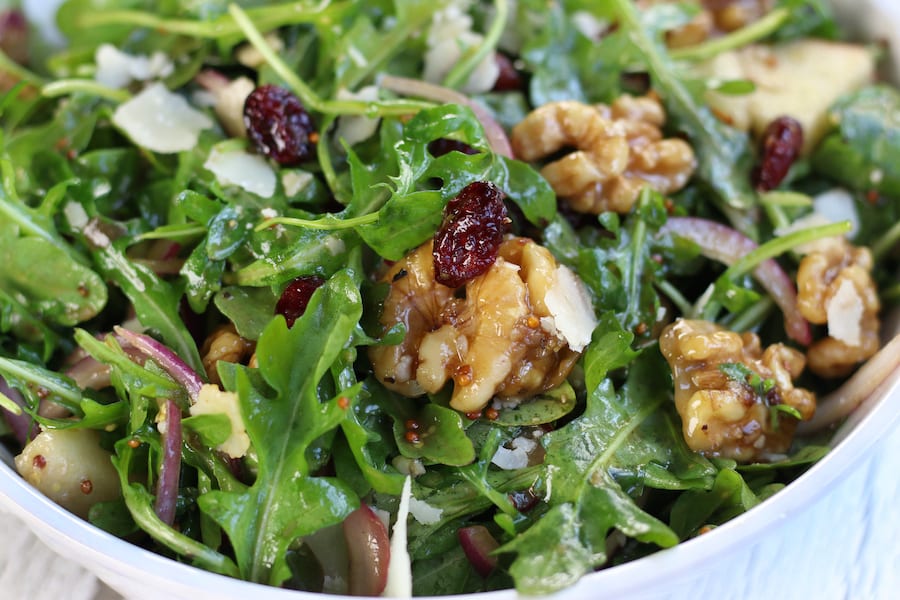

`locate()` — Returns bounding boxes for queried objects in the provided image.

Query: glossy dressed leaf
[501,353,680,594]
[491,382,577,427]
[669,468,760,539]
[339,382,406,495]
[91,238,204,375]
[0,235,107,326]
[394,403,476,467]
[233,228,359,286]
[582,313,639,394]
[610,349,717,492]
[358,105,555,260]
[213,285,278,341]
[812,85,900,198]
[198,270,362,586]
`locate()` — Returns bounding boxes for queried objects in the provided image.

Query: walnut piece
[200,323,255,385]
[510,95,696,214]
[368,237,593,413]
[660,319,816,462]
[638,1,772,48]
[796,238,881,377]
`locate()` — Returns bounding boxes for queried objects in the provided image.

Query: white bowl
[2,1,900,599]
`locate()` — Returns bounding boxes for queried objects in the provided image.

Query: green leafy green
[198,271,361,585]
[500,352,680,594]
[812,85,900,198]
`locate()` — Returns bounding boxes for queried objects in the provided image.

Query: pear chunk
[697,40,875,153]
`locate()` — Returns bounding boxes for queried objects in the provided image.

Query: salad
[1,0,899,596]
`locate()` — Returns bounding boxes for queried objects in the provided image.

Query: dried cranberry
[428,138,479,157]
[754,116,804,192]
[243,84,317,166]
[275,275,325,327]
[508,487,540,512]
[433,181,509,288]
[492,53,524,92]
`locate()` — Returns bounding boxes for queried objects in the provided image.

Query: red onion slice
[379,74,513,158]
[1,376,36,447]
[114,326,203,401]
[154,398,182,526]
[660,217,812,345]
[458,525,500,578]
[342,503,391,596]
[65,355,113,391]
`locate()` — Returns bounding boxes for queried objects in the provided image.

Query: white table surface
[2,419,898,600]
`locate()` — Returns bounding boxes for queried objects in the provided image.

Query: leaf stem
[442,0,509,90]
[254,213,379,232]
[75,3,340,40]
[669,8,790,62]
[725,296,774,333]
[872,219,900,260]
[655,279,693,316]
[0,48,46,86]
[42,80,131,103]
[720,221,851,281]
[0,391,22,415]
[228,4,432,117]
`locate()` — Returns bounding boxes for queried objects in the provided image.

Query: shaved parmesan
[112,83,213,153]
[542,265,597,352]
[281,170,314,197]
[423,5,499,94]
[813,189,859,239]
[491,436,538,470]
[408,497,443,525]
[334,86,381,148]
[95,44,173,89]
[826,279,865,347]
[203,147,276,198]
[213,76,255,138]
[382,476,412,598]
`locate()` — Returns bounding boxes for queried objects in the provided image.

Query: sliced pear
[696,40,876,153]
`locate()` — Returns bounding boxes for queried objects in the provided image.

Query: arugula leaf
[669,468,760,539]
[770,0,839,41]
[812,85,900,198]
[91,234,204,376]
[576,191,668,332]
[338,381,406,495]
[359,104,556,259]
[500,352,680,594]
[0,161,106,327]
[113,439,240,578]
[213,285,278,341]
[198,270,362,586]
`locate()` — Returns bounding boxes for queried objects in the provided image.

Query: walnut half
[510,95,696,215]
[368,237,595,413]
[796,238,881,378]
[660,319,816,462]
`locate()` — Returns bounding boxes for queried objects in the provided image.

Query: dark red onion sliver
[114,327,204,400]
[1,376,37,447]
[659,217,812,345]
[154,398,182,527]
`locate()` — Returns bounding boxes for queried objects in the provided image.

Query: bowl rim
[2,370,898,600]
